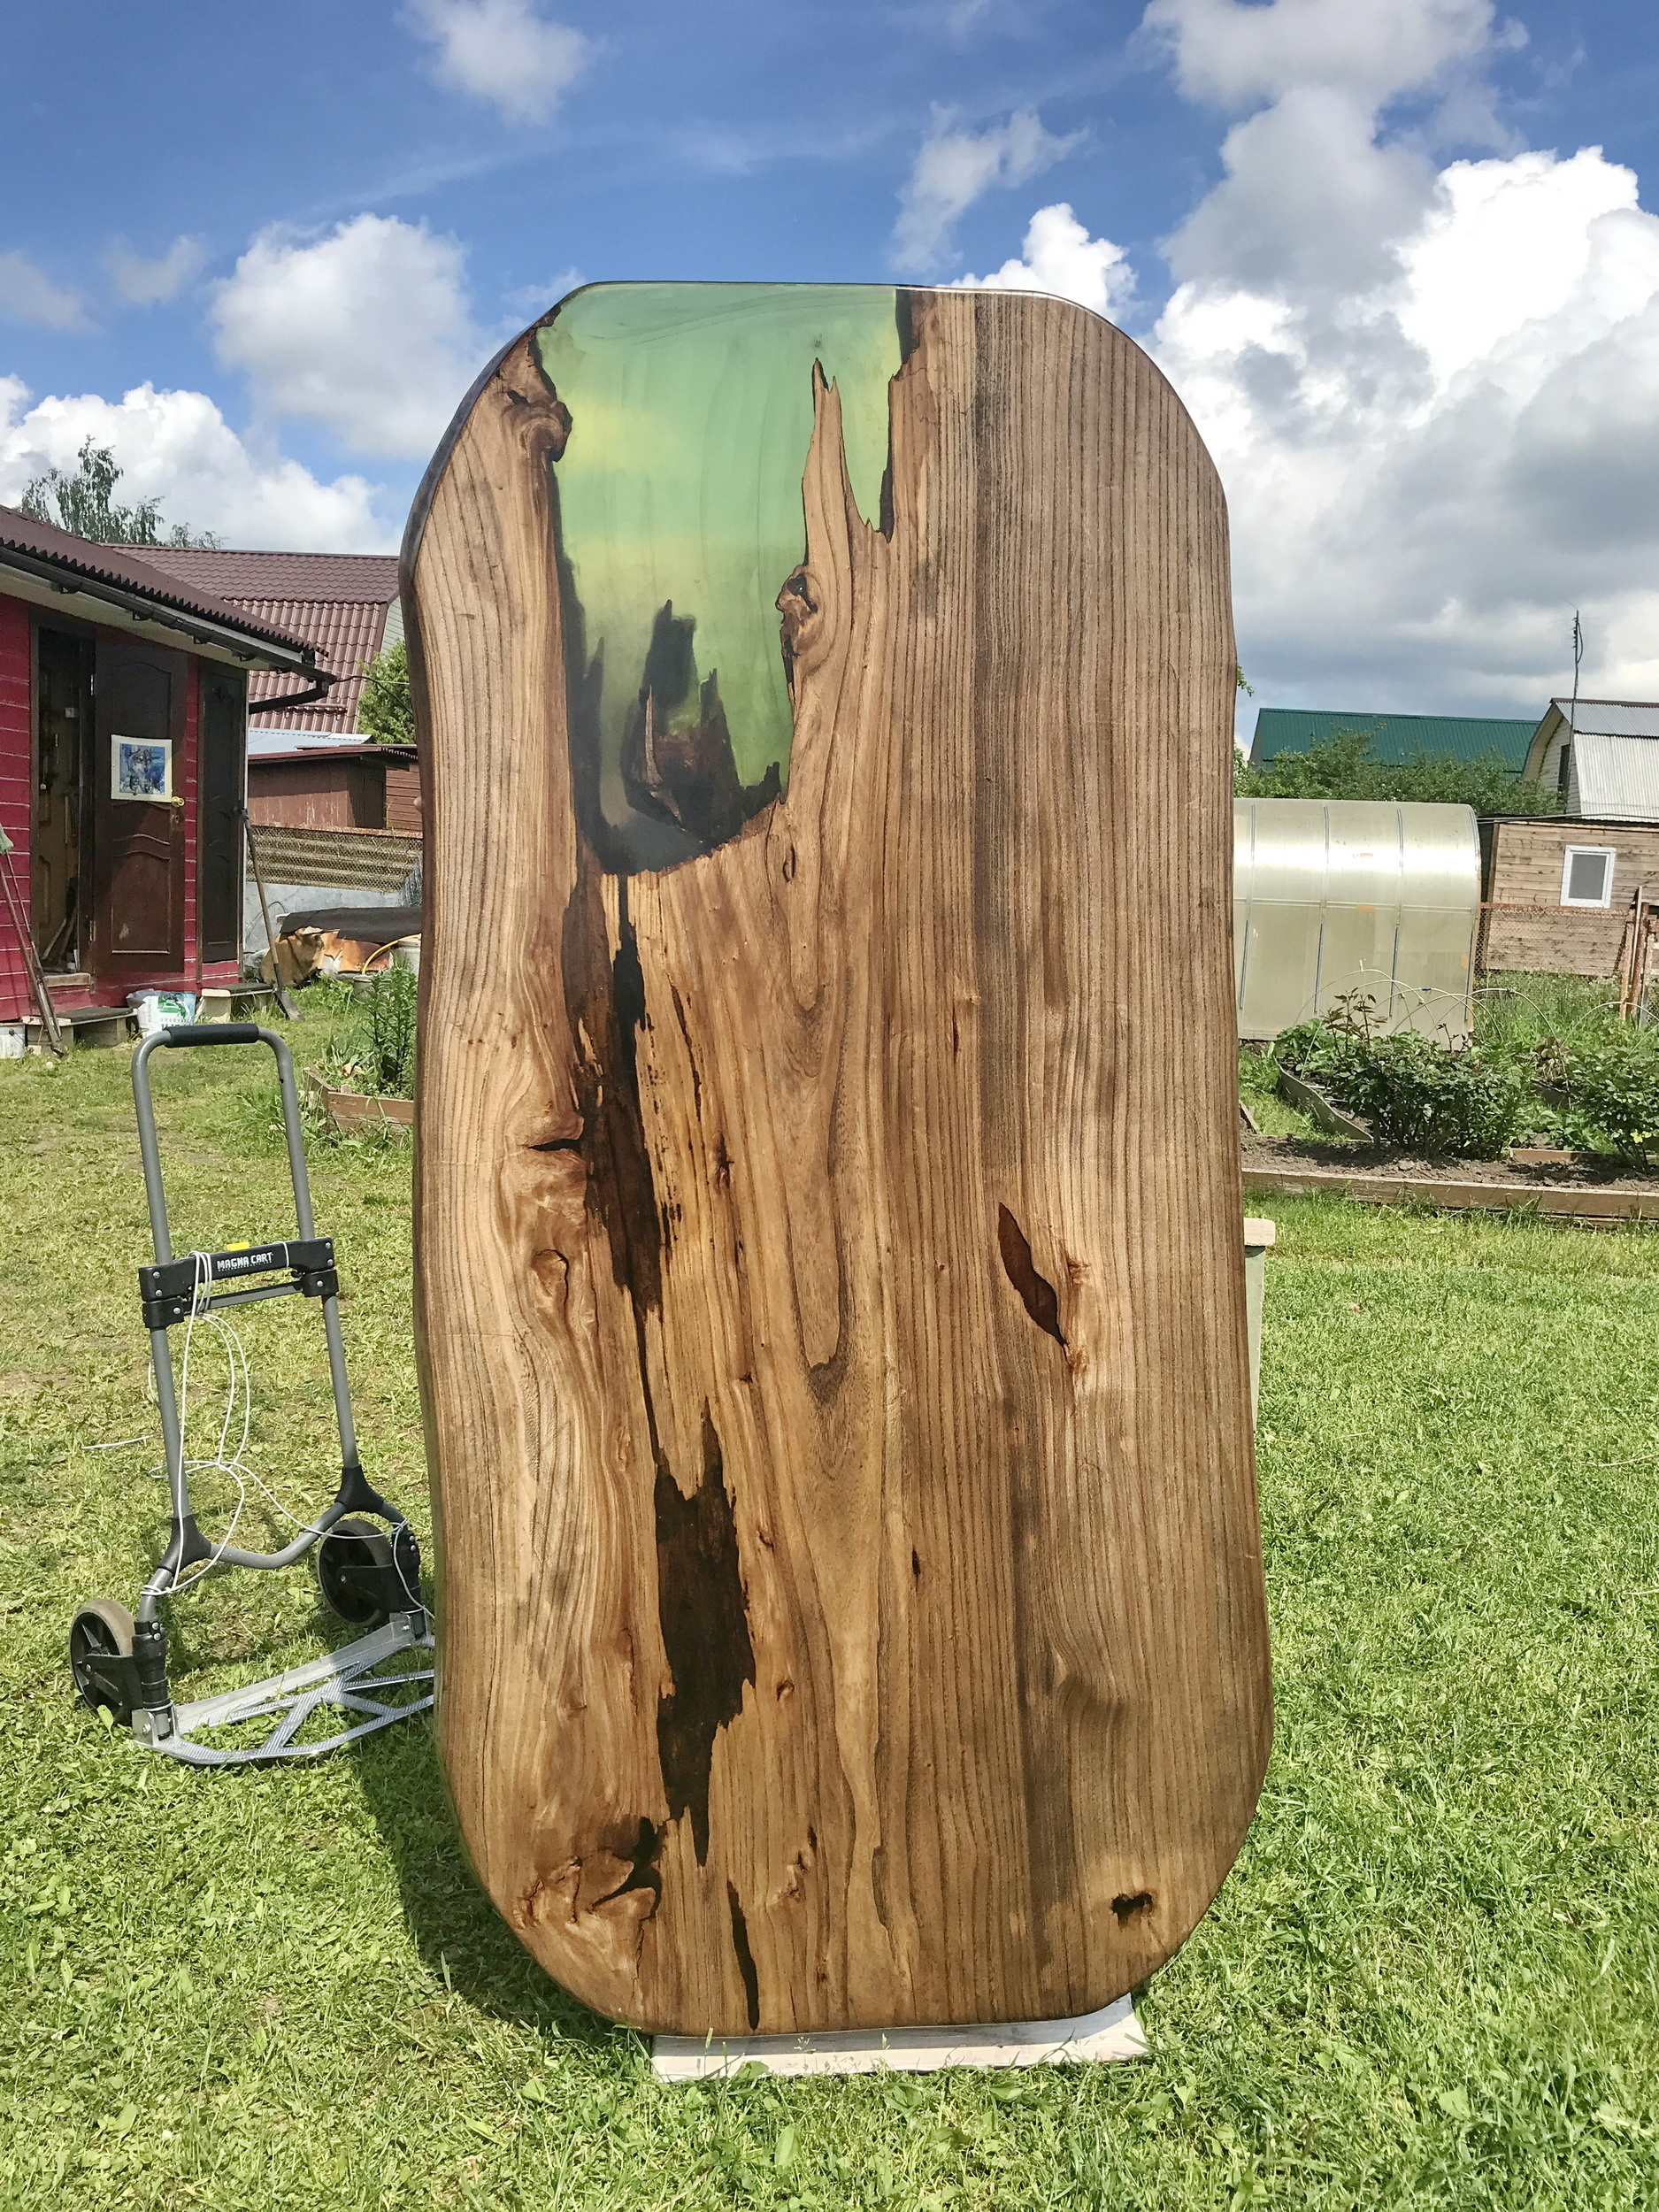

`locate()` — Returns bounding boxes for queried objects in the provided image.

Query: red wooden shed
[0,506,326,1037]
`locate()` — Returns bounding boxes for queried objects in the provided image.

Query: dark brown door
[32,626,95,973]
[90,639,186,979]
[196,666,247,964]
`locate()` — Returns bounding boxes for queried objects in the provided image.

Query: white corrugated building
[1524,697,1659,821]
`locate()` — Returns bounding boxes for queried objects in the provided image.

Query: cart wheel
[316,1518,422,1628]
[69,1599,138,1726]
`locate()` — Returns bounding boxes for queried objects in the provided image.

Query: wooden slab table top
[403,280,1271,2037]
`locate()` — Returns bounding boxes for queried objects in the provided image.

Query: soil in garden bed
[1243,1133,1659,1192]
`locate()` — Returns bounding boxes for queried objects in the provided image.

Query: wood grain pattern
[404,284,1271,2036]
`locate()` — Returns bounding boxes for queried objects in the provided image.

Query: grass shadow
[345,1657,637,2063]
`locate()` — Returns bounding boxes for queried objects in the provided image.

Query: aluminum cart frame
[67,1023,433,1764]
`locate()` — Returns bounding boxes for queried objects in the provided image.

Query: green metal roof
[1249,708,1538,772]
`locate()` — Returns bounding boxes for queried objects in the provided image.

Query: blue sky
[3,2,1658,721]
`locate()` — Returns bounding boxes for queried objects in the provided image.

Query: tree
[1233,727,1557,816]
[19,437,219,548]
[357,637,414,746]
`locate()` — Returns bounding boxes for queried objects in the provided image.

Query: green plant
[365,965,418,1096]
[358,637,414,746]
[1474,972,1624,1064]
[1278,1014,1530,1157]
[327,968,418,1099]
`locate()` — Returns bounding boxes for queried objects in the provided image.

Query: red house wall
[0,587,242,1027]
[0,594,32,1025]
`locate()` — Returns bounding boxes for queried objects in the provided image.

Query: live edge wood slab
[403,282,1270,2038]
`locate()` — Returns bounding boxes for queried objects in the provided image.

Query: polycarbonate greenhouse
[1233,798,1481,1043]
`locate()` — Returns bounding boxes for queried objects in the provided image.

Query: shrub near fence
[1277,1013,1530,1158]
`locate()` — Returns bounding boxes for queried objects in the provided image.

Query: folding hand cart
[68,1023,434,1765]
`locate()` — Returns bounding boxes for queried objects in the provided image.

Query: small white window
[1561,846,1616,908]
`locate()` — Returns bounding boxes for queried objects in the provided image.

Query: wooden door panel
[405,284,1271,2037]
[93,641,185,976]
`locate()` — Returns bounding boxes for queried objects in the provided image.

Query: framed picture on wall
[111,736,173,802]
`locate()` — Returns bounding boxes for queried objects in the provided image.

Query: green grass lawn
[3,1028,1657,2208]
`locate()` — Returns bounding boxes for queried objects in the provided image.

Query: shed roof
[1250,707,1537,772]
[249,741,415,767]
[1546,696,1659,739]
[248,728,413,764]
[130,548,399,732]
[0,505,317,666]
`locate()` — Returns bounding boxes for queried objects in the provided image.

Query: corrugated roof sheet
[1251,707,1537,772]
[132,549,398,730]
[237,598,390,730]
[1549,696,1659,739]
[0,505,314,661]
[1571,732,1659,821]
[249,728,373,757]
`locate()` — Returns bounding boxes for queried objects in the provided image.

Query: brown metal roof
[131,549,400,603]
[242,599,389,729]
[133,548,398,729]
[0,504,317,664]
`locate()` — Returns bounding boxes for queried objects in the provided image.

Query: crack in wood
[727,1881,761,2032]
[656,1405,756,1864]
[996,1203,1066,1349]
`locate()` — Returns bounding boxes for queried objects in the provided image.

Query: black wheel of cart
[316,1517,422,1629]
[69,1599,139,1726]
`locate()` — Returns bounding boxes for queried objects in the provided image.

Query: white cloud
[211,214,487,460]
[1141,0,1506,111]
[956,204,1133,319]
[0,380,388,550]
[1141,0,1659,711]
[404,0,593,125]
[503,265,585,320]
[893,108,1078,272]
[0,251,88,332]
[106,235,207,307]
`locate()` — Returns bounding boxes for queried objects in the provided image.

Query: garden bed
[1243,1133,1659,1221]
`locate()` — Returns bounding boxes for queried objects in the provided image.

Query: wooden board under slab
[403,281,1271,2038]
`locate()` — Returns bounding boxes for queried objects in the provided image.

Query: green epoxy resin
[537,283,902,872]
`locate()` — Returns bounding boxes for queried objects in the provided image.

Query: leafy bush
[358,638,414,746]
[1277,1011,1530,1157]
[1236,729,1559,816]
[1540,1033,1659,1166]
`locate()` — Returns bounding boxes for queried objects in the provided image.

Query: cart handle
[132,1024,314,1259]
[154,1022,264,1047]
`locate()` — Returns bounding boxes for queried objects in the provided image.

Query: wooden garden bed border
[1242,1162,1659,1223]
[307,1071,414,1135]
